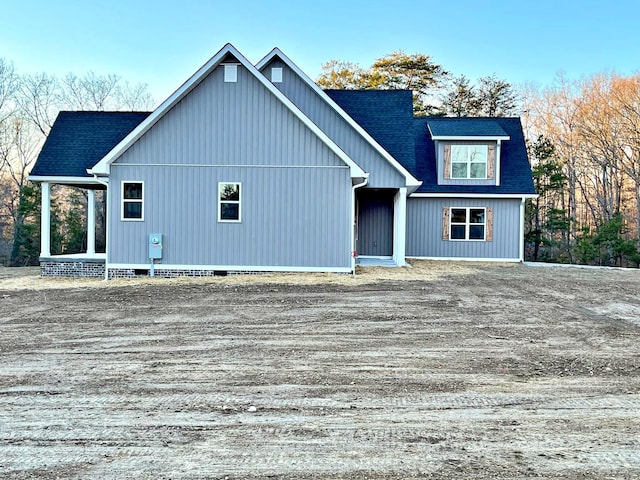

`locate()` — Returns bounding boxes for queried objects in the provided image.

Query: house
[29,44,536,278]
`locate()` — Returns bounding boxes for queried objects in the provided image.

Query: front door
[357,189,394,256]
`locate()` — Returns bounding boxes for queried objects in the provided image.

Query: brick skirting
[40,260,106,278]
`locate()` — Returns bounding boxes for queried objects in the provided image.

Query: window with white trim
[451,145,488,179]
[442,207,493,242]
[121,181,144,221]
[218,182,241,222]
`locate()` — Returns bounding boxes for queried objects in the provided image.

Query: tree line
[0,58,154,265]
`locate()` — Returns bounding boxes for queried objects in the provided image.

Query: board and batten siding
[109,165,352,268]
[406,198,522,260]
[261,59,406,188]
[107,61,354,270]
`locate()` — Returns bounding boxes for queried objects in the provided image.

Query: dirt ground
[0,260,639,479]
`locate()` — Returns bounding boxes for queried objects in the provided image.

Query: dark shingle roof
[325,90,533,195]
[426,117,509,138]
[325,89,416,174]
[30,111,151,178]
[414,117,535,194]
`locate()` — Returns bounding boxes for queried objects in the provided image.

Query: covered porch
[37,180,107,278]
[355,187,408,267]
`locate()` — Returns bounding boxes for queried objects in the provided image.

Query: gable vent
[271,67,283,83]
[223,64,238,83]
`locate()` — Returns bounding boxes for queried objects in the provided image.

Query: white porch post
[40,182,51,257]
[393,187,407,266]
[87,189,96,255]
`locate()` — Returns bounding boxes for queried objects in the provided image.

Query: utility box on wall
[149,233,163,259]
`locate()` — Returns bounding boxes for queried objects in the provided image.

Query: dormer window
[450,145,488,179]
[427,118,508,186]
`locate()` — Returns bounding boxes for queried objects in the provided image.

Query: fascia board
[90,44,365,179]
[430,135,511,141]
[410,193,538,199]
[28,175,103,185]
[257,48,422,188]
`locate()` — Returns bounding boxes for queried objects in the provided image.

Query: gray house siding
[109,164,352,268]
[261,59,406,188]
[116,65,345,169]
[406,197,522,259]
[107,61,354,270]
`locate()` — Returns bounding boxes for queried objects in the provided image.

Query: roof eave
[410,192,538,199]
[28,175,102,185]
[430,135,511,141]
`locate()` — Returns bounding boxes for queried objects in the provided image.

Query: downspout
[93,175,110,280]
[351,175,369,275]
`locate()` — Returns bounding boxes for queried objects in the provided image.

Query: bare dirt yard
[0,261,639,479]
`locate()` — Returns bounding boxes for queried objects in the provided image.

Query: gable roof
[414,117,535,195]
[426,117,510,140]
[29,111,150,185]
[90,43,366,180]
[256,48,421,190]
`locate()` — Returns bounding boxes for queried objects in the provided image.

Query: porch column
[393,187,407,266]
[87,189,96,255]
[40,182,51,257]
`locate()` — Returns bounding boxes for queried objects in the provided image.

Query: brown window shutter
[486,207,494,242]
[443,144,451,179]
[442,207,450,240]
[487,144,496,180]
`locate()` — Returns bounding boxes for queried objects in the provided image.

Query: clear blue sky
[1,0,638,103]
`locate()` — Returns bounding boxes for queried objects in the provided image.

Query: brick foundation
[40,260,106,278]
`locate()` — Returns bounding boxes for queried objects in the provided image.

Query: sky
[1,0,639,104]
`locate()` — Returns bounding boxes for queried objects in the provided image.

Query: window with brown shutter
[443,207,490,241]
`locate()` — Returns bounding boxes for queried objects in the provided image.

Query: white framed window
[223,64,238,83]
[449,207,486,241]
[271,67,283,83]
[121,181,144,221]
[218,182,241,222]
[451,145,488,179]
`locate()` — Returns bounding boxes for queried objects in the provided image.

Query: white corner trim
[410,193,538,199]
[256,48,421,189]
[90,44,366,179]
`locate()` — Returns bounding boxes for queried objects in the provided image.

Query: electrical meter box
[149,233,163,259]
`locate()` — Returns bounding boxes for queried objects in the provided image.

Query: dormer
[427,118,510,187]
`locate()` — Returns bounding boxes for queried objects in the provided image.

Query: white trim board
[106,263,353,273]
[89,43,366,180]
[410,193,538,199]
[408,256,521,263]
[256,48,422,191]
[430,135,510,141]
[28,175,105,185]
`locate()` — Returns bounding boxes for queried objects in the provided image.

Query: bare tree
[15,72,60,135]
[61,71,120,110]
